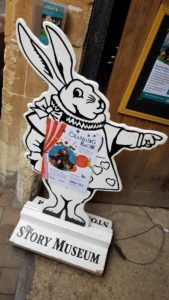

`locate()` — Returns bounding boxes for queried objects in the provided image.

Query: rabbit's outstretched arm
[116,129,166,149]
[105,123,167,156]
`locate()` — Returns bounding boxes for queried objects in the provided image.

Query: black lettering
[36,234,45,245]
[90,252,100,264]
[97,219,102,225]
[16,226,26,237]
[84,250,91,261]
[76,248,84,259]
[69,132,76,138]
[38,200,44,204]
[103,222,108,228]
[44,236,52,247]
[52,238,66,252]
[71,246,77,256]
[91,217,97,224]
[30,232,38,242]
[24,226,33,240]
[64,243,72,254]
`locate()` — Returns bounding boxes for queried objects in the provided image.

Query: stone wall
[0,0,93,204]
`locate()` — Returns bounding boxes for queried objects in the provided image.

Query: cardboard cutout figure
[17,19,167,227]
[10,19,167,274]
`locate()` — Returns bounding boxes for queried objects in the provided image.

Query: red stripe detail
[53,123,67,144]
[41,119,67,178]
[45,119,58,150]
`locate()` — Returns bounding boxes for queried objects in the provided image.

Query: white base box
[10,197,113,275]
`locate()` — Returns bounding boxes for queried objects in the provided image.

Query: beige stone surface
[1,207,20,226]
[74,47,83,71]
[0,268,19,294]
[65,4,92,47]
[25,65,48,98]
[16,143,40,205]
[0,91,28,136]
[0,90,32,184]
[3,45,27,95]
[26,204,169,300]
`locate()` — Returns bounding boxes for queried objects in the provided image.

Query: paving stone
[1,208,20,226]
[0,268,19,294]
[0,295,14,300]
[0,224,14,244]
[0,245,24,268]
[0,192,13,208]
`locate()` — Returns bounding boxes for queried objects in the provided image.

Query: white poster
[141,31,169,105]
[42,118,102,192]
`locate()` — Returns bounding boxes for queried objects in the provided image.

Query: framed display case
[118,4,169,125]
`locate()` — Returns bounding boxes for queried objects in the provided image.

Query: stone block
[11,0,33,24]
[0,168,17,188]
[0,141,19,174]
[0,267,19,294]
[1,208,20,226]
[0,244,24,268]
[4,0,15,38]
[56,0,94,11]
[0,191,13,207]
[5,0,33,38]
[74,47,83,72]
[16,143,40,205]
[0,123,21,148]
[3,45,27,95]
[1,90,30,129]
[0,295,14,300]
[0,224,14,244]
[25,65,48,98]
[65,5,91,48]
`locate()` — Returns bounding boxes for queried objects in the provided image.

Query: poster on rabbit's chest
[42,118,101,192]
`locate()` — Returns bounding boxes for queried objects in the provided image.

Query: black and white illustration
[17,19,167,227]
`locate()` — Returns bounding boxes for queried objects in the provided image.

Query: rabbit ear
[44,22,76,85]
[16,19,64,91]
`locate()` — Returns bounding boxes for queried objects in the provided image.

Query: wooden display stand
[10,197,112,274]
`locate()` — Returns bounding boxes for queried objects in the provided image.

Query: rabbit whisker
[86,100,94,104]
[88,95,95,100]
[87,96,96,103]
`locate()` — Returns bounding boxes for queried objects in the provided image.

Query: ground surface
[25,202,169,300]
[1,188,169,300]
[0,188,25,300]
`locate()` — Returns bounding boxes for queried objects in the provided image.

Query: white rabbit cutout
[17,19,167,227]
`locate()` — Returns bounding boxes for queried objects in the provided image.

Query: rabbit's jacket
[26,94,141,192]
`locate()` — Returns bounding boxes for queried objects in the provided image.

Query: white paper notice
[43,120,102,192]
[143,60,169,99]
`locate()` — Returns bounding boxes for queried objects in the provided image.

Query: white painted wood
[10,18,167,274]
[10,200,113,275]
[31,196,112,229]
[15,19,167,227]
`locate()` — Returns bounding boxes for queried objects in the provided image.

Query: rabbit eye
[73,88,83,98]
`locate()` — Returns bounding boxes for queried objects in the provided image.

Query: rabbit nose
[98,99,105,109]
